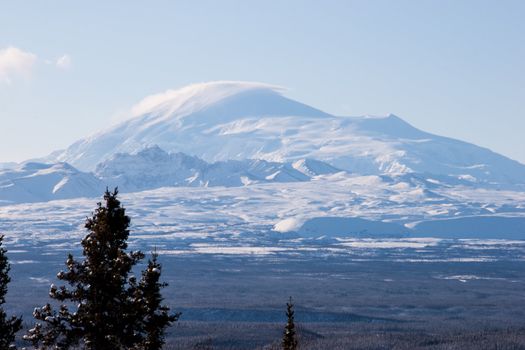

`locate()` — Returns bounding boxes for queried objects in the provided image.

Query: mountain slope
[0,147,340,205]
[0,162,103,204]
[95,146,328,192]
[50,81,525,186]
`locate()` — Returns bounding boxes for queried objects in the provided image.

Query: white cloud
[0,46,37,84]
[56,54,72,70]
[130,81,285,117]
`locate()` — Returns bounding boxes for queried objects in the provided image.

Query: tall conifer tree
[132,253,180,350]
[0,235,22,349]
[282,297,298,350]
[24,189,178,350]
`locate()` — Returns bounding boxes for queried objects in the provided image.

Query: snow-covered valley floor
[1,179,524,332]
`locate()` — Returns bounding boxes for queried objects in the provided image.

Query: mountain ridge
[0,146,344,205]
[45,81,525,188]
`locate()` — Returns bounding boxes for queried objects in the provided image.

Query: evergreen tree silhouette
[0,235,22,349]
[131,252,180,350]
[24,188,178,350]
[282,297,298,350]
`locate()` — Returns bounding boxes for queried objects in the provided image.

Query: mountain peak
[356,113,429,139]
[130,81,286,118]
[49,83,525,186]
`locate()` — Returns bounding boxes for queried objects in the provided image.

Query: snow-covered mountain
[1,81,524,239]
[51,81,525,186]
[95,146,335,192]
[2,78,525,313]
[0,146,343,205]
[0,162,102,205]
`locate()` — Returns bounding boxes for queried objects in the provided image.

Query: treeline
[0,189,298,350]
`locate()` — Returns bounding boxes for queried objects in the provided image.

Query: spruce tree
[282,297,298,350]
[0,235,22,349]
[131,253,180,350]
[24,188,178,350]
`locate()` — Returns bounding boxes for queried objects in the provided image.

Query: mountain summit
[129,81,330,122]
[52,81,525,185]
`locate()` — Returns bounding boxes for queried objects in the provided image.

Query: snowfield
[1,173,524,252]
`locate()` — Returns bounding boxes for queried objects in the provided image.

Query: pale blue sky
[1,0,524,163]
